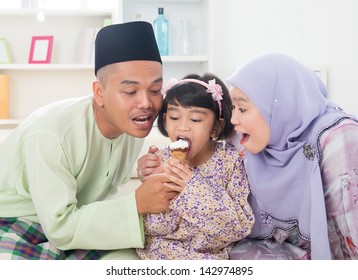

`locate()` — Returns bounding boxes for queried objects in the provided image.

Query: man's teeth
[134,116,149,124]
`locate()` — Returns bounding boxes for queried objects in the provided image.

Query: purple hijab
[227,53,342,259]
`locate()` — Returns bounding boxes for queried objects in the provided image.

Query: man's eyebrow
[120,77,163,85]
[153,77,163,83]
[121,80,139,85]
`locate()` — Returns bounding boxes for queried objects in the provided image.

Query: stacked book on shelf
[75,27,100,64]
[0,74,8,119]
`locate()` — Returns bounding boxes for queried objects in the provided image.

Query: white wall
[211,0,358,115]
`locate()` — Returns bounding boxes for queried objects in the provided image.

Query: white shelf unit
[0,0,212,128]
[0,8,112,121]
[119,0,212,81]
[0,9,113,64]
[0,64,94,70]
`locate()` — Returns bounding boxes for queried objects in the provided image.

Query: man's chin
[128,127,153,138]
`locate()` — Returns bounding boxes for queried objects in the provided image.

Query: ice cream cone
[169,139,189,164]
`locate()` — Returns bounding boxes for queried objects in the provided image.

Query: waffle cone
[170,149,187,164]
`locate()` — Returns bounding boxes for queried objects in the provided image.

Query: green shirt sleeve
[21,133,144,250]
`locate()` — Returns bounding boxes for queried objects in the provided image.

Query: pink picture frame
[28,36,54,64]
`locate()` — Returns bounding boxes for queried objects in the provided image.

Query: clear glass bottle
[153,7,169,56]
[22,0,39,8]
[179,19,193,55]
[135,13,142,21]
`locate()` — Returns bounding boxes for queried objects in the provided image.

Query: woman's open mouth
[240,133,250,145]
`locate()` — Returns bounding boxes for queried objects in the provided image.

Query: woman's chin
[246,146,265,154]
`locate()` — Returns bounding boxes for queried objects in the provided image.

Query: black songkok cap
[94,21,162,75]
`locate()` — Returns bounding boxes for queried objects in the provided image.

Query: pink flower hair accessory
[161,78,179,97]
[161,78,224,116]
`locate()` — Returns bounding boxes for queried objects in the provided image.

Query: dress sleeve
[21,134,144,250]
[170,151,254,251]
[320,120,358,259]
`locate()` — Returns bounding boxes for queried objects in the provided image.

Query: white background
[211,0,358,115]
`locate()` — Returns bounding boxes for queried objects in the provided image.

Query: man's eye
[150,89,161,95]
[124,91,136,95]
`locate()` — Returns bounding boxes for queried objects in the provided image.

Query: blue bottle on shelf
[153,7,169,56]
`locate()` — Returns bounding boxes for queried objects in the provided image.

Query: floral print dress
[136,142,254,260]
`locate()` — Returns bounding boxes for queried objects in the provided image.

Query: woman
[227,53,358,260]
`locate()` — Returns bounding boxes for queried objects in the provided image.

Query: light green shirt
[0,96,145,250]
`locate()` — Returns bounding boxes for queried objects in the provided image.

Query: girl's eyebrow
[189,109,207,115]
[167,106,179,112]
[167,106,207,115]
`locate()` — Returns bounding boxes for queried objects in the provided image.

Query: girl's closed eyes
[167,106,208,119]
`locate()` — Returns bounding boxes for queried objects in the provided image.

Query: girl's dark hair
[157,73,234,140]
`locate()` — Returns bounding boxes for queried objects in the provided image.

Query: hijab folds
[227,53,351,259]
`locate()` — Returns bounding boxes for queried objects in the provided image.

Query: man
[0,22,179,259]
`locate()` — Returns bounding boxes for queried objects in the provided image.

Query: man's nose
[137,93,152,109]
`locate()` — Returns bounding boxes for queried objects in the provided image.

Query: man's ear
[92,80,105,107]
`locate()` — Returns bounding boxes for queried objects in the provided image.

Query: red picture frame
[28,36,54,64]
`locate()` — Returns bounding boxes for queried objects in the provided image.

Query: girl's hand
[136,146,161,182]
[162,158,193,191]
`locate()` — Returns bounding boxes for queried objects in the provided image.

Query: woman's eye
[169,116,179,120]
[232,104,246,113]
[191,119,201,123]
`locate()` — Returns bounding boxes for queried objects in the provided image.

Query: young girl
[135,73,254,260]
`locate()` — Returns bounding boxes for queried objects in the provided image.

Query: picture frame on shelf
[28,36,54,64]
[0,38,11,64]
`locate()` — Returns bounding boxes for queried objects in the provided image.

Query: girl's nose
[178,119,190,131]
